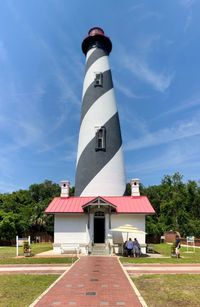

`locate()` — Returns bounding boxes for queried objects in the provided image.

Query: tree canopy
[0,173,200,243]
[141,173,200,238]
[0,180,61,244]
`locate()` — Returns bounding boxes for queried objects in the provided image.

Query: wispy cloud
[129,3,144,12]
[184,11,193,31]
[114,79,148,99]
[180,0,195,32]
[126,139,200,176]
[156,94,200,119]
[125,114,200,151]
[121,54,174,92]
[180,0,195,8]
[137,11,162,22]
[38,136,76,153]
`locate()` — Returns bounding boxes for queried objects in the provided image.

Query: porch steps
[91,244,110,255]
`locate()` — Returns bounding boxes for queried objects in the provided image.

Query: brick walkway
[32,256,142,307]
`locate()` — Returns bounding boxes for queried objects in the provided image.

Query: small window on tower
[94,73,103,87]
[95,127,106,151]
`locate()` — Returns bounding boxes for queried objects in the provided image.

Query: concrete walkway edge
[118,257,148,307]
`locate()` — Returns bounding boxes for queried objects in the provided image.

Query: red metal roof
[45,196,155,214]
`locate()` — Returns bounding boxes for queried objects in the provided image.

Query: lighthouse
[46,27,155,254]
[75,27,126,196]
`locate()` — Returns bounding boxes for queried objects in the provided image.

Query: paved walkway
[2,260,200,306]
[31,257,143,307]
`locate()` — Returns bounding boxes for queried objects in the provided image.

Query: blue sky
[0,0,200,193]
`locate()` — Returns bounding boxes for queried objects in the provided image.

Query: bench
[146,244,154,253]
[60,243,80,255]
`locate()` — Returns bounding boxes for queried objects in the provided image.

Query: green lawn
[120,243,200,263]
[0,274,59,307]
[0,242,53,258]
[132,274,200,307]
[0,243,77,264]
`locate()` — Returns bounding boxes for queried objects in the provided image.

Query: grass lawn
[120,243,200,264]
[0,274,59,307]
[132,274,200,307]
[0,242,53,258]
[0,243,77,264]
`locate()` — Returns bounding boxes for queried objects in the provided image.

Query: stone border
[117,257,148,307]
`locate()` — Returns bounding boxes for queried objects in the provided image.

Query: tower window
[94,73,103,87]
[95,127,106,151]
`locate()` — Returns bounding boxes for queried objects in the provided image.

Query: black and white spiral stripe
[75,47,126,196]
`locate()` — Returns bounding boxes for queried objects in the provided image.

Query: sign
[186,236,195,253]
[187,236,194,243]
[18,238,27,247]
[16,236,30,256]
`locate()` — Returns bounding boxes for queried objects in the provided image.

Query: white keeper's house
[45,27,155,255]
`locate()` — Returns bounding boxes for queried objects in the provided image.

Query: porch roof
[45,195,155,214]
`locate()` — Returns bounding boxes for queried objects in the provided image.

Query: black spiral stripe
[85,48,107,75]
[75,112,122,196]
[80,70,113,124]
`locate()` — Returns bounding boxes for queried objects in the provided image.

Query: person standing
[175,235,181,258]
[126,238,134,257]
[134,238,141,257]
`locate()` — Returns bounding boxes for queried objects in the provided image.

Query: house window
[94,72,103,87]
[95,211,105,217]
[95,127,106,151]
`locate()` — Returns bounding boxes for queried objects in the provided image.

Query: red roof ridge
[45,195,155,214]
[54,195,148,199]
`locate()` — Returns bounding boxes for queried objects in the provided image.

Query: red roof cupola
[82,27,112,55]
[88,27,105,36]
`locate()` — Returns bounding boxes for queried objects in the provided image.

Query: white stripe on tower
[75,27,126,196]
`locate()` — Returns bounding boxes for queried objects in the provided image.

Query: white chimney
[60,180,70,197]
[130,178,140,196]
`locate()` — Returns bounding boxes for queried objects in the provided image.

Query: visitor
[126,238,134,257]
[175,235,181,258]
[123,240,128,257]
[134,238,141,257]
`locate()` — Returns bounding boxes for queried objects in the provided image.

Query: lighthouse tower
[75,27,126,196]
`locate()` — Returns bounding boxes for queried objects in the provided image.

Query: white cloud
[121,54,174,92]
[125,114,200,151]
[180,0,195,8]
[184,11,193,31]
[129,4,144,11]
[114,79,147,99]
[157,95,200,119]
[126,140,200,176]
[137,11,162,22]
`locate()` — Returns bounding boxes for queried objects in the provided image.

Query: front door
[94,216,105,243]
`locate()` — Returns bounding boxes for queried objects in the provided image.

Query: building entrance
[94,212,105,243]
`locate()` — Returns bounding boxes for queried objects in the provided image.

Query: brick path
[32,256,143,307]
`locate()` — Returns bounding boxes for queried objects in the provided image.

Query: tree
[0,210,18,243]
[1,173,200,243]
